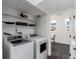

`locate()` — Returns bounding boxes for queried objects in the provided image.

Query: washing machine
[29,35,48,59]
[3,35,34,59]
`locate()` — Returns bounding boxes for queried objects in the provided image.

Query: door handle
[73,48,76,50]
[69,35,71,38]
[73,36,75,39]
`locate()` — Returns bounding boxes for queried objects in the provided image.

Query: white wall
[51,15,70,44]
[37,15,51,56]
[2,7,36,37]
[50,9,75,45]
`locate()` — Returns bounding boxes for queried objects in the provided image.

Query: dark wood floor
[48,42,70,59]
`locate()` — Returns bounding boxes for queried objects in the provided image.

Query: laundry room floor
[48,42,70,59]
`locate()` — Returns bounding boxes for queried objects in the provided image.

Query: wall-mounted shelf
[29,24,36,26]
[2,13,37,27]
[2,13,37,22]
[16,22,28,26]
[2,21,36,27]
[2,21,28,26]
[2,21,15,24]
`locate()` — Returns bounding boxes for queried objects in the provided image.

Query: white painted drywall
[37,15,51,56]
[51,15,70,44]
[50,9,75,45]
[37,0,75,14]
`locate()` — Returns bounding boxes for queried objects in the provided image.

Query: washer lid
[10,39,31,46]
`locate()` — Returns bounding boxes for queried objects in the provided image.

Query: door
[70,15,76,59]
[64,15,76,59]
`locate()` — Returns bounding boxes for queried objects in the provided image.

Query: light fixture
[27,0,44,5]
[51,20,56,23]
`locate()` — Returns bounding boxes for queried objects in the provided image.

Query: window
[50,20,56,31]
[27,0,44,5]
[65,18,71,31]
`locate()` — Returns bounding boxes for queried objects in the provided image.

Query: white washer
[29,36,48,59]
[3,35,34,59]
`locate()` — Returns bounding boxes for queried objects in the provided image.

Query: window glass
[65,18,71,31]
[50,20,56,31]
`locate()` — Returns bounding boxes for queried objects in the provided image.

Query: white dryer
[29,36,48,59]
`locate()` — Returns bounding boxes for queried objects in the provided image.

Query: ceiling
[2,0,47,15]
[37,0,75,14]
[2,0,75,15]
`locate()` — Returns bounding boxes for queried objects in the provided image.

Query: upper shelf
[2,13,37,22]
[3,21,15,24]
[2,21,36,27]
